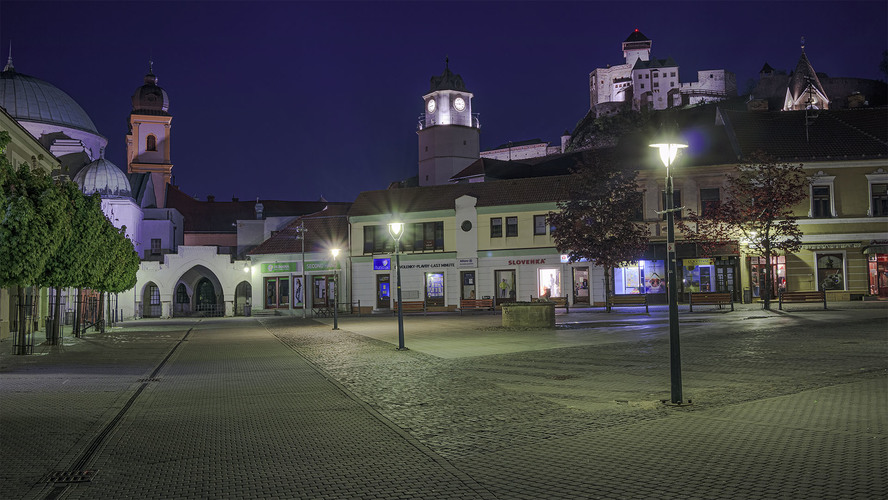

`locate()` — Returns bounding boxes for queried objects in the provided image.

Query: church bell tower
[417,59,480,186]
[126,62,173,207]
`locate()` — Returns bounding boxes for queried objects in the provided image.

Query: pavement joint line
[259,318,501,500]
[36,325,197,500]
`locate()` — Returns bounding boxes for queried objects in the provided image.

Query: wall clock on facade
[453,96,466,112]
[427,99,436,113]
[461,220,472,232]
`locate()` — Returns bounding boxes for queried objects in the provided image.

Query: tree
[548,157,649,307]
[679,153,809,310]
[0,132,66,352]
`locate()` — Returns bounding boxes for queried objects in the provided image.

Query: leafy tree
[548,157,649,307]
[0,132,66,352]
[679,153,808,310]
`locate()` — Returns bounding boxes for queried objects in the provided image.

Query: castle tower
[126,62,173,207]
[622,29,652,67]
[417,59,480,186]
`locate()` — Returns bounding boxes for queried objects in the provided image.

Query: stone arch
[141,281,161,318]
[174,265,224,317]
[235,281,252,316]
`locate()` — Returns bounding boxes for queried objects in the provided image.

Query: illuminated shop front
[867,252,888,297]
[537,268,562,298]
[614,260,666,295]
[749,255,786,299]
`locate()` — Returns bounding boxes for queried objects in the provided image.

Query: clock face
[453,96,466,112]
[427,99,436,113]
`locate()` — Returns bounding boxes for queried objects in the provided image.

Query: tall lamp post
[330,248,340,331]
[650,123,688,405]
[388,222,406,350]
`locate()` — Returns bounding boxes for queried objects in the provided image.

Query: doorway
[572,267,589,304]
[494,269,516,304]
[425,272,445,307]
[264,277,289,309]
[461,271,476,300]
[376,274,391,308]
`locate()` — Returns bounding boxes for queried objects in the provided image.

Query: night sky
[1,1,886,203]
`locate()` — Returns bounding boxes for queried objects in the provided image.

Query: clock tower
[417,59,480,186]
[126,62,173,207]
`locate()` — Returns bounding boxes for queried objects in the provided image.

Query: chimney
[255,198,264,219]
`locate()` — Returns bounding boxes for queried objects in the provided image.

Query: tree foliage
[548,159,649,295]
[679,153,809,309]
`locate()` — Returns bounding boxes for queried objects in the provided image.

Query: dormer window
[146,135,157,151]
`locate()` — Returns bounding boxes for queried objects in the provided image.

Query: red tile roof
[249,204,351,255]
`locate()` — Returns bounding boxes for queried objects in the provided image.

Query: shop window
[750,256,786,298]
[812,186,832,218]
[146,134,156,152]
[700,188,720,217]
[425,272,445,306]
[491,217,503,238]
[870,183,888,217]
[534,215,547,235]
[495,270,516,301]
[615,260,665,295]
[817,254,845,291]
[176,284,189,303]
[538,268,562,298]
[661,190,682,220]
[506,217,518,237]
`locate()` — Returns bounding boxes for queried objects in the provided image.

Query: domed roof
[0,56,100,134]
[131,63,169,115]
[73,156,132,198]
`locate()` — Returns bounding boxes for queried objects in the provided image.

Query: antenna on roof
[445,56,449,70]
[800,36,806,53]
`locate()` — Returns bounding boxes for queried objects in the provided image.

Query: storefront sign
[262,262,300,274]
[508,259,546,265]
[457,258,477,268]
[801,242,861,250]
[560,255,589,263]
[305,261,340,271]
[373,258,391,270]
[399,263,455,269]
[682,258,714,267]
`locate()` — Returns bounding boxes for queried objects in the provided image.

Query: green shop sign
[261,261,341,274]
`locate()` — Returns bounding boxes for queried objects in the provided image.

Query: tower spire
[3,42,13,72]
[800,36,806,53]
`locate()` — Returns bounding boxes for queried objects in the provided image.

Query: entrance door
[572,267,589,304]
[461,271,476,300]
[313,276,332,307]
[494,269,516,304]
[376,274,391,308]
[715,265,736,300]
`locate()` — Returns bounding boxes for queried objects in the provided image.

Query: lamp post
[388,221,406,350]
[650,123,688,405]
[330,248,340,331]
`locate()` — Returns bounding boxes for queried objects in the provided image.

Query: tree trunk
[763,248,772,311]
[51,286,62,344]
[16,288,28,355]
[99,292,106,334]
[604,265,612,312]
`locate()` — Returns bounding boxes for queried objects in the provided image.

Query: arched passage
[141,282,161,318]
[235,281,252,316]
[174,265,224,317]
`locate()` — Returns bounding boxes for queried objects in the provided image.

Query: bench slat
[779,291,827,310]
[689,292,734,312]
[606,294,648,313]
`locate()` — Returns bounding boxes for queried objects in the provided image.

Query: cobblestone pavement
[1,303,885,499]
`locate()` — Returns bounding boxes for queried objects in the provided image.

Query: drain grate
[45,470,98,483]
[138,378,159,382]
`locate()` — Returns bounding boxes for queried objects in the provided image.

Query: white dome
[73,157,132,198]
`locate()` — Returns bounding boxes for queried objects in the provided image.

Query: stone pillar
[161,301,172,319]
[225,301,234,317]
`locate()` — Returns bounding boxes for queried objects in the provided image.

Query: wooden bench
[393,301,426,315]
[779,290,827,310]
[606,294,649,313]
[459,298,494,314]
[689,292,734,312]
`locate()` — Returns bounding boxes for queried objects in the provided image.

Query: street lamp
[330,248,340,331]
[650,122,688,405]
[388,221,406,350]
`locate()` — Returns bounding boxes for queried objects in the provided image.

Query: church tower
[783,39,829,111]
[417,60,480,186]
[126,62,173,207]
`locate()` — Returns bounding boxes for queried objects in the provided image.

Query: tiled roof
[488,138,546,150]
[166,184,349,233]
[719,108,888,161]
[349,175,574,217]
[788,52,826,101]
[633,57,678,70]
[249,204,351,255]
[624,29,650,43]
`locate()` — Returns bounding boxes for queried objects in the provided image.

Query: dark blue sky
[2,1,886,203]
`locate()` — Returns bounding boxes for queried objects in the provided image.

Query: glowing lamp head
[388,222,404,241]
[649,121,687,168]
[331,248,340,258]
